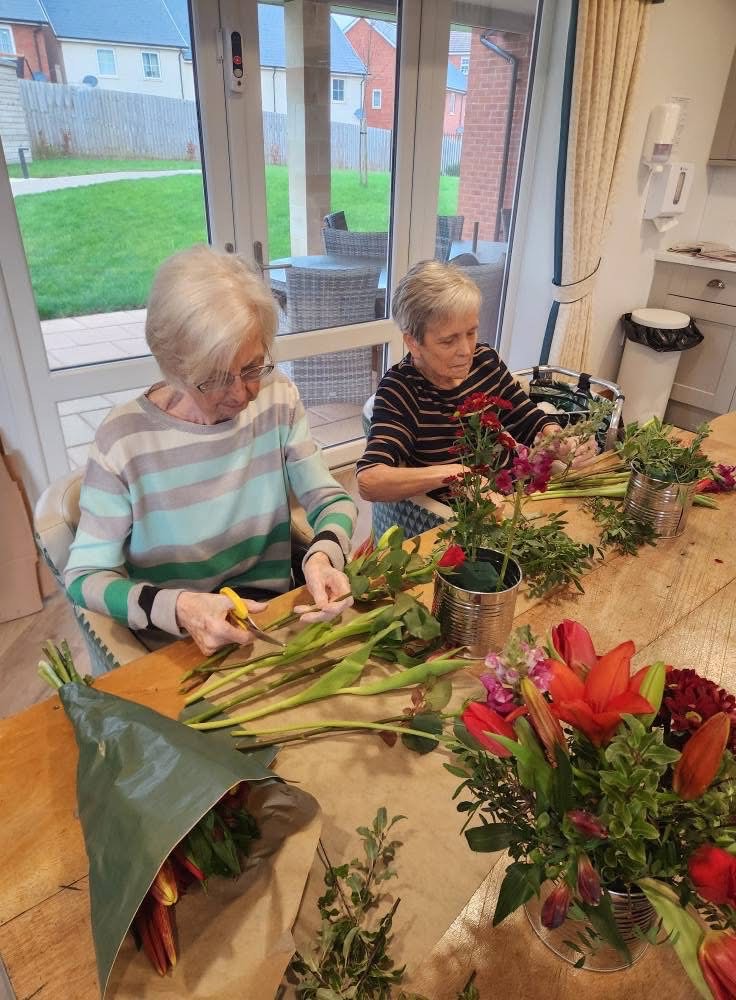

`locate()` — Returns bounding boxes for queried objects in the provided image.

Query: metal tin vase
[525,882,656,971]
[431,548,522,658]
[623,468,697,538]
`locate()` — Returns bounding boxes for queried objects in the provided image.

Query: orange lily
[548,640,653,746]
[699,930,736,1000]
[673,712,730,801]
[521,678,567,762]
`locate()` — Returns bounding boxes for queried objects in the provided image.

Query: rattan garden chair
[455,258,506,346]
[323,211,348,230]
[435,215,464,261]
[285,266,381,407]
[322,228,388,259]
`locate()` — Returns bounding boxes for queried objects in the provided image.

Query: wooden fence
[19,81,462,173]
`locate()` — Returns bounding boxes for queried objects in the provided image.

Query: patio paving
[46,315,366,469]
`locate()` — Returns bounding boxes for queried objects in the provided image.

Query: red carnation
[662,668,736,751]
[438,544,466,569]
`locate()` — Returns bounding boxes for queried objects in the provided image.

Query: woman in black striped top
[357,260,562,502]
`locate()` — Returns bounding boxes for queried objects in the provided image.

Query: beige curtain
[548,0,650,371]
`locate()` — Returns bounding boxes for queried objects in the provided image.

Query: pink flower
[480,673,518,716]
[495,469,513,494]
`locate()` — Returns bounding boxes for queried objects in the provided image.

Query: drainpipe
[479,31,517,241]
[32,25,44,78]
[272,66,277,112]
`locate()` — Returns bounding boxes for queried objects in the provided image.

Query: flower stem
[498,482,523,590]
[231,718,453,744]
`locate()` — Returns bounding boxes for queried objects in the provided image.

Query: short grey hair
[145,244,277,387]
[391,260,481,344]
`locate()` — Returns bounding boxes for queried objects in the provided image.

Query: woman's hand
[175,591,268,656]
[296,552,354,623]
[535,423,599,469]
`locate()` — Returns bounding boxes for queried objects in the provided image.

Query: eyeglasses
[195,362,275,395]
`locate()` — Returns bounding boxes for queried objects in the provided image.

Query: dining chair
[285,265,382,406]
[322,228,388,260]
[455,257,506,346]
[323,211,349,230]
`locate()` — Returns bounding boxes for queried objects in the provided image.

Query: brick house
[457,28,532,242]
[345,16,466,135]
[0,0,64,82]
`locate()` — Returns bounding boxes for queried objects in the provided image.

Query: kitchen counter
[654,249,736,273]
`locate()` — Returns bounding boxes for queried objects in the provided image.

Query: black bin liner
[622,313,703,353]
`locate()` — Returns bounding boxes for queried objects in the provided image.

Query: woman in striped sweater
[65,246,356,656]
[357,260,596,502]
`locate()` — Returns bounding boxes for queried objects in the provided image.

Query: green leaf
[425,677,453,712]
[493,862,542,926]
[550,743,575,814]
[579,892,631,964]
[401,713,444,755]
[465,823,514,853]
[638,879,711,999]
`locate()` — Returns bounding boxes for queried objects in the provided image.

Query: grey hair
[391,259,481,344]
[145,244,277,387]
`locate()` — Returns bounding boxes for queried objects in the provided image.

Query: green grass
[7,157,200,178]
[13,165,459,318]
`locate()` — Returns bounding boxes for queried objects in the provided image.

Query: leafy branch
[583,497,658,556]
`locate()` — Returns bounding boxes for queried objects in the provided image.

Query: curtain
[540,0,651,371]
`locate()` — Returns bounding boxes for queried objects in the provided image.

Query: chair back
[322,228,388,259]
[323,211,348,230]
[285,266,381,406]
[455,258,506,346]
[437,214,464,242]
[450,252,480,266]
[34,469,83,581]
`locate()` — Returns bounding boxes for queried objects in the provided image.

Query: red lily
[541,882,572,929]
[688,844,736,907]
[673,712,730,800]
[547,639,653,746]
[699,930,736,1000]
[551,620,599,680]
[462,702,517,757]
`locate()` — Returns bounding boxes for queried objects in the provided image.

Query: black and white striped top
[357,345,553,495]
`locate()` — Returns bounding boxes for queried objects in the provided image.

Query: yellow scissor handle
[219,586,250,623]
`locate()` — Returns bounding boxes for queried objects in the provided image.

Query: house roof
[258,4,365,75]
[449,29,471,54]
[446,62,467,93]
[367,18,396,47]
[41,0,187,49]
[0,0,47,24]
[160,0,191,60]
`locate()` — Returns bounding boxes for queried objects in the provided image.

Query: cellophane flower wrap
[58,682,319,998]
[448,621,736,993]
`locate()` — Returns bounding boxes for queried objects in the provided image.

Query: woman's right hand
[175,591,267,656]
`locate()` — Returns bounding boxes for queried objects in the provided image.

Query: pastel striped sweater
[64,373,357,636]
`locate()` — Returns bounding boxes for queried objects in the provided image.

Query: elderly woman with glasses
[357,260,596,503]
[65,245,356,656]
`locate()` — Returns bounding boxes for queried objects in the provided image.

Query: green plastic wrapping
[59,683,278,997]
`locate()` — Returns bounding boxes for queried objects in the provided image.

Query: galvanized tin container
[432,549,522,658]
[623,468,697,537]
[525,883,655,971]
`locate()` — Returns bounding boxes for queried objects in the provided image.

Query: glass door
[0,0,235,482]
[227,0,404,466]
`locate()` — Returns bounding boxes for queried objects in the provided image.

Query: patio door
[221,0,409,467]
[0,0,238,491]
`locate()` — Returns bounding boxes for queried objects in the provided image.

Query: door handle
[253,241,292,273]
[707,278,726,289]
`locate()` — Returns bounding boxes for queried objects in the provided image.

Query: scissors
[219,587,285,649]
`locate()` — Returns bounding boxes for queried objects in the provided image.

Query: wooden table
[1,414,735,999]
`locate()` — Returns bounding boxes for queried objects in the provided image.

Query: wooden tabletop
[1,413,735,999]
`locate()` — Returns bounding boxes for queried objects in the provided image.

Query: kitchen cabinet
[648,259,736,430]
[710,48,736,165]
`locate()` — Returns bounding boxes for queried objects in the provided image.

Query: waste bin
[616,308,703,424]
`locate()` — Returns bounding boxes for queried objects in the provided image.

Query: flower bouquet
[449,621,736,993]
[38,642,321,999]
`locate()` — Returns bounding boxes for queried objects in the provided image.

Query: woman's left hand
[535,423,599,468]
[296,552,354,623]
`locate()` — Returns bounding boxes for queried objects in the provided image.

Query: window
[331,77,345,103]
[460,55,469,75]
[96,48,117,76]
[142,51,161,79]
[0,25,14,53]
[371,88,382,110]
[449,92,456,114]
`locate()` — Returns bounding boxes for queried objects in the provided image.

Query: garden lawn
[13,166,460,318]
[7,157,201,178]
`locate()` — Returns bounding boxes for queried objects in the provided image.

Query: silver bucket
[623,468,697,537]
[431,548,522,658]
[525,883,655,971]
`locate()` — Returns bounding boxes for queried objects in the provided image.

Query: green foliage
[618,417,712,483]
[481,511,597,597]
[584,497,658,555]
[287,809,407,999]
[346,531,439,604]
